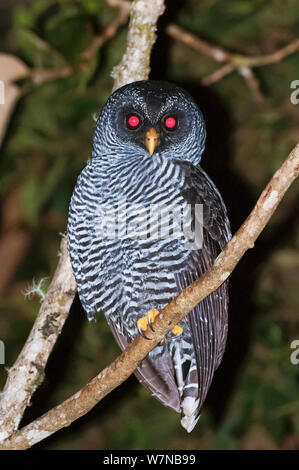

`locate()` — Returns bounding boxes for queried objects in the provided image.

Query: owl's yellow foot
[172,325,183,336]
[137,309,184,339]
[137,309,160,339]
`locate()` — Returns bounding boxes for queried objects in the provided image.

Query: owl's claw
[148,314,154,332]
[137,324,151,340]
[137,309,160,337]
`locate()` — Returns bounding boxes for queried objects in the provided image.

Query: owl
[67,80,231,432]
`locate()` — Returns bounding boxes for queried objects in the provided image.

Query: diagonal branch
[1,141,299,450]
[167,24,231,63]
[201,63,235,86]
[0,0,165,444]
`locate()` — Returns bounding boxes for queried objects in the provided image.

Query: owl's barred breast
[68,153,199,336]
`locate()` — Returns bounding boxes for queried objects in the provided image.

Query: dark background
[0,0,298,450]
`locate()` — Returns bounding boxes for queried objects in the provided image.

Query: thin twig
[167,24,299,70]
[201,63,235,86]
[167,24,231,63]
[244,38,299,67]
[1,142,299,450]
[31,66,72,85]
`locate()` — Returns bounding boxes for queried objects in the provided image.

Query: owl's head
[93,80,206,165]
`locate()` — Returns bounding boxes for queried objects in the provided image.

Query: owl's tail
[180,397,200,433]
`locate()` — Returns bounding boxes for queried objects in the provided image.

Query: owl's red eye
[164,116,177,130]
[126,114,141,129]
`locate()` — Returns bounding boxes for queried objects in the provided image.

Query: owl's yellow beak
[145,128,159,155]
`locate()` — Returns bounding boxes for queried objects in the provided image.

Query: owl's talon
[137,309,160,337]
[148,315,155,332]
[137,324,151,340]
[172,325,183,336]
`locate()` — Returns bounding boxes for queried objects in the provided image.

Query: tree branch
[201,63,235,86]
[1,141,299,450]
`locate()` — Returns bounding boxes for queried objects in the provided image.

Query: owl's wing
[109,163,231,429]
[174,163,231,428]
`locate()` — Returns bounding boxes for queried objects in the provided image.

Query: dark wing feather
[177,163,231,411]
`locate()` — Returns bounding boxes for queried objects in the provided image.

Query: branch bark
[1,141,299,450]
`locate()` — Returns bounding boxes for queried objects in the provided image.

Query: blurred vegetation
[0,0,298,450]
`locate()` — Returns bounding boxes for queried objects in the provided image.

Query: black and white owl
[67,80,231,432]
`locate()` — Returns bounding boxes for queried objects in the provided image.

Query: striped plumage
[67,81,231,432]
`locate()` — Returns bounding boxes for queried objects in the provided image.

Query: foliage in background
[0,0,298,449]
